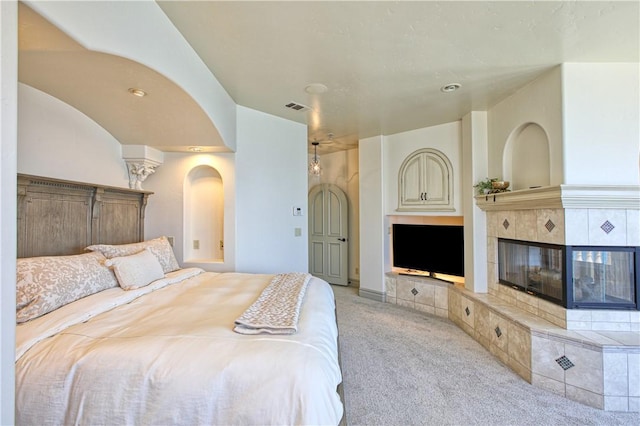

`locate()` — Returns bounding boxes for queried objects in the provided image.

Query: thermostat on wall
[293,206,303,216]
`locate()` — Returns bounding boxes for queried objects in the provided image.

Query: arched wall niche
[503,122,551,190]
[184,165,224,263]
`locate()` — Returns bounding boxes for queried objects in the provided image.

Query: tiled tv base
[385,273,640,412]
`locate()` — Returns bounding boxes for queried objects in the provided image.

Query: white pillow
[16,251,118,323]
[105,248,165,290]
[86,236,180,273]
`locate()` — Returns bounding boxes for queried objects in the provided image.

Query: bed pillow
[86,236,180,273]
[105,248,165,290]
[16,251,118,323]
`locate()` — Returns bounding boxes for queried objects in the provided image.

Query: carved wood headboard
[17,174,153,258]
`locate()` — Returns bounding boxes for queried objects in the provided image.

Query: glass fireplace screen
[571,249,636,308]
[498,239,639,310]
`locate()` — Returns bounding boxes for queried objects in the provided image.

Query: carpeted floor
[332,284,639,426]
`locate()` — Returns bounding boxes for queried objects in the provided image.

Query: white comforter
[16,269,344,426]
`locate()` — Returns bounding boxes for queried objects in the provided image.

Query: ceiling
[18,1,640,155]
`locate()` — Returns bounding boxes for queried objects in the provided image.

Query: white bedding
[16,269,344,425]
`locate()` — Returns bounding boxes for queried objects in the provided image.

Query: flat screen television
[392,224,464,278]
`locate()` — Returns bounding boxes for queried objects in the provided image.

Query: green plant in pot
[473,177,498,195]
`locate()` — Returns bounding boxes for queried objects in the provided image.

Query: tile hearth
[450,283,639,412]
[385,273,640,412]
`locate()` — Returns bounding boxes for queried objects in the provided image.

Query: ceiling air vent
[284,101,311,112]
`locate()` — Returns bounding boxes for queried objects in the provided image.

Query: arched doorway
[184,165,223,262]
[308,184,348,286]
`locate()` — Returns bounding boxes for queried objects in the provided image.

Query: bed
[15,175,344,425]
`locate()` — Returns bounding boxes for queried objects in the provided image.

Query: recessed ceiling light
[128,88,147,97]
[188,146,203,152]
[441,83,461,93]
[304,83,328,94]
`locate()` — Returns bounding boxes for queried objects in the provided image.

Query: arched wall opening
[503,122,551,190]
[184,165,224,263]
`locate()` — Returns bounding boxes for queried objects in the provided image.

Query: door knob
[337,238,346,242]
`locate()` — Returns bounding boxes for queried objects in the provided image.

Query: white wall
[18,84,128,186]
[308,148,360,283]
[358,136,386,299]
[562,63,640,185]
[488,64,639,187]
[384,121,463,215]
[346,149,360,282]
[462,111,488,293]
[0,1,17,423]
[235,106,309,274]
[488,66,564,185]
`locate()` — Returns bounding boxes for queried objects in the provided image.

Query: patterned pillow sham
[16,251,118,323]
[86,236,180,273]
[105,248,165,290]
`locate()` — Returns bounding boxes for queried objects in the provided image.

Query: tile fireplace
[469,185,640,411]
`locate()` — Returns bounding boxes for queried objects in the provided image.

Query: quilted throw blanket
[234,272,311,335]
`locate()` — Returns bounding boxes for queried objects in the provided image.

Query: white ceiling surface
[19,1,640,154]
[18,2,226,153]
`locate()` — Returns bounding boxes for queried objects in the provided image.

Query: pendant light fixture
[309,141,321,176]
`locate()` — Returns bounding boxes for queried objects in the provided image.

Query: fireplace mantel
[474,184,640,211]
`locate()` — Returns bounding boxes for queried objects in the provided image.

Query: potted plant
[473,177,498,195]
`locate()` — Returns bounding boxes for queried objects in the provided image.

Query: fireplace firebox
[498,238,639,310]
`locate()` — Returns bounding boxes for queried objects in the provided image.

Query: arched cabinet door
[398,148,454,211]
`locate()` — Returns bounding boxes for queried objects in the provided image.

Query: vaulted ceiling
[18,1,640,154]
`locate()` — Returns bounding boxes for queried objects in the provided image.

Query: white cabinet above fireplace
[397,148,454,212]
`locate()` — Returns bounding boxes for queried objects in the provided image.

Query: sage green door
[308,184,349,286]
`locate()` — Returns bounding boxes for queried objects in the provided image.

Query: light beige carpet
[332,284,638,426]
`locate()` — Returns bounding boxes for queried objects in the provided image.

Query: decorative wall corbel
[121,145,164,190]
[125,160,160,190]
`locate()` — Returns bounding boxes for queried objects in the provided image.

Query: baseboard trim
[359,287,386,303]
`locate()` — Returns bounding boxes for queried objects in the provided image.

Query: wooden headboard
[17,174,153,258]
